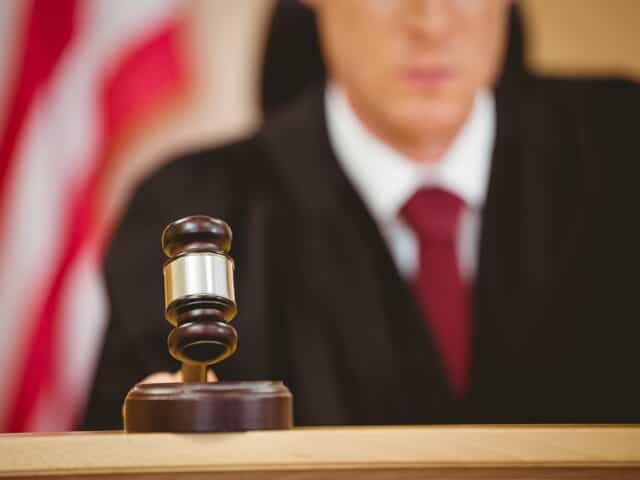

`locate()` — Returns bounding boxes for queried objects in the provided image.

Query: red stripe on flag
[7,21,187,432]
[0,0,76,221]
[103,24,186,140]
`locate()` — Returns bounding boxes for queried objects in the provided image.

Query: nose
[404,0,452,39]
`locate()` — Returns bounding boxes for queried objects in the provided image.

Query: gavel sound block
[123,216,293,432]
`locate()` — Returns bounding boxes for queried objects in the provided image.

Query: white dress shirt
[325,83,496,281]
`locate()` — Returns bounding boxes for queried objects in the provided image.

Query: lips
[402,65,454,89]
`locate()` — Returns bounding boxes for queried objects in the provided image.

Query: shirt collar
[325,83,496,226]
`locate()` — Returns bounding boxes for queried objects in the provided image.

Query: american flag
[0,0,187,432]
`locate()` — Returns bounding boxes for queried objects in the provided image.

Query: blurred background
[0,0,638,432]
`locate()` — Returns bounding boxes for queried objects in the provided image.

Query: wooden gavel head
[162,216,238,370]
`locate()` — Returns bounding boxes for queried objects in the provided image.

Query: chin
[393,95,472,138]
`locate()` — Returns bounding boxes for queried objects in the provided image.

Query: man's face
[309,0,510,145]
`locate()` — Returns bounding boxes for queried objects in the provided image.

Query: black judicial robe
[84,73,640,430]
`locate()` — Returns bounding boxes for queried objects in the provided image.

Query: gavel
[162,216,238,383]
[123,216,292,432]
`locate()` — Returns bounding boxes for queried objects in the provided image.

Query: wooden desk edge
[2,425,639,478]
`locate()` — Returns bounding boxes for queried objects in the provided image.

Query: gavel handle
[182,363,207,383]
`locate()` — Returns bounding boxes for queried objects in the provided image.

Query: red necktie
[401,187,471,399]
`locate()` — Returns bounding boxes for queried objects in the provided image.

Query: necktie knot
[401,187,464,243]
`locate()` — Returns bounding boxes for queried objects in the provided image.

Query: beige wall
[522,0,640,78]
[101,0,640,234]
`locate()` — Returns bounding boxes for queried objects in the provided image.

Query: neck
[343,90,472,164]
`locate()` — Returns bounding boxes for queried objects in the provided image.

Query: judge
[84,0,639,429]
